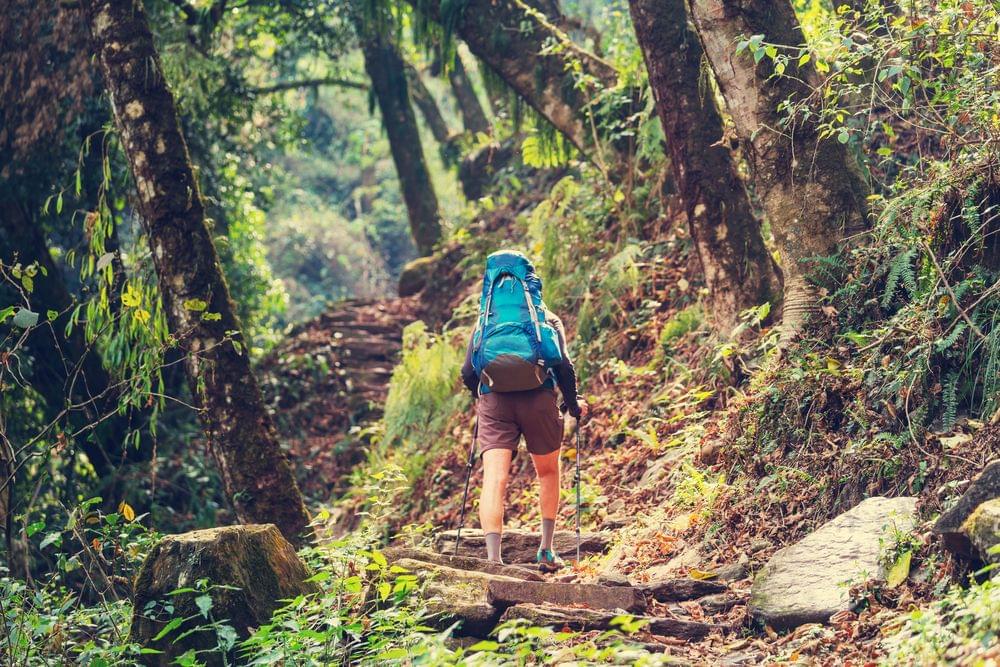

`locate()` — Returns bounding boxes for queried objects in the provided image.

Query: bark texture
[0,197,133,476]
[686,0,870,337]
[405,62,453,146]
[629,0,780,330]
[80,0,311,542]
[356,14,442,255]
[407,0,618,156]
[446,53,490,135]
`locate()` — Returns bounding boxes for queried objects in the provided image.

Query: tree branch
[250,77,369,94]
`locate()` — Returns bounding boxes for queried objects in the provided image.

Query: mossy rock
[130,524,318,666]
[961,498,1000,565]
[397,255,438,297]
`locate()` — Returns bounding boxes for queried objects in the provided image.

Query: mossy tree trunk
[686,0,870,338]
[445,53,490,135]
[80,0,311,543]
[404,61,455,152]
[406,0,618,158]
[629,0,781,331]
[355,8,442,256]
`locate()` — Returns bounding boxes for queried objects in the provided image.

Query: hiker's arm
[460,336,479,397]
[551,320,580,417]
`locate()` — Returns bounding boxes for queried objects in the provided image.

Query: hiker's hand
[569,402,589,422]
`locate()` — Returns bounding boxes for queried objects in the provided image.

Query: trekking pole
[575,418,583,564]
[454,415,479,556]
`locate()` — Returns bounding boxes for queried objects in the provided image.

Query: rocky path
[386,528,736,649]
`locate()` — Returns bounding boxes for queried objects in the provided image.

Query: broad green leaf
[12,308,38,329]
[151,616,184,641]
[195,594,213,618]
[885,550,912,588]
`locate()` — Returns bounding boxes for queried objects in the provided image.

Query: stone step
[486,579,645,613]
[392,558,521,636]
[383,546,544,581]
[435,528,611,563]
[498,604,723,641]
[637,577,728,602]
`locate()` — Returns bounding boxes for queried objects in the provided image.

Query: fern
[935,322,967,352]
[882,247,918,309]
[941,369,960,431]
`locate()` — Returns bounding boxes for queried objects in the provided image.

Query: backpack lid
[481,250,540,297]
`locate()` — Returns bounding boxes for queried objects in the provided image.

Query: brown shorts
[477,387,564,458]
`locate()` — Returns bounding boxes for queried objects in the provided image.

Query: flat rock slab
[935,460,1000,558]
[750,496,918,631]
[499,604,722,641]
[487,579,645,613]
[383,546,544,581]
[393,558,523,636]
[435,528,610,562]
[637,577,728,602]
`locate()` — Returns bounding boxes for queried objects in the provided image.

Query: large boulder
[435,527,611,563]
[750,496,918,631]
[393,558,524,637]
[130,525,318,666]
[961,498,1000,564]
[934,461,1000,558]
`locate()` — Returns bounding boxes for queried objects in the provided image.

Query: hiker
[460,250,587,572]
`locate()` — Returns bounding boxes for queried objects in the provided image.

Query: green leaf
[885,550,912,588]
[55,192,63,215]
[183,298,208,312]
[96,252,115,272]
[369,550,387,567]
[151,616,184,641]
[378,581,391,601]
[26,520,45,537]
[39,532,62,550]
[798,52,811,67]
[838,129,850,144]
[47,310,59,322]
[195,594,213,618]
[375,648,409,660]
[467,640,499,651]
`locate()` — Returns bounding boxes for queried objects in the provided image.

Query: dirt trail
[258,297,420,499]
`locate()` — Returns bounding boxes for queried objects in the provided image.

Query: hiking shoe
[536,548,565,573]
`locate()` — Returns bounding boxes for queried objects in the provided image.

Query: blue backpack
[471,251,563,393]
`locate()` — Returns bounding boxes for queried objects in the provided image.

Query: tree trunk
[686,0,870,338]
[404,62,454,146]
[406,0,618,157]
[358,20,443,255]
[629,0,780,330]
[445,53,490,135]
[0,197,132,477]
[80,0,311,543]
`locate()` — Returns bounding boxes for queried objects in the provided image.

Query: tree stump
[130,525,317,666]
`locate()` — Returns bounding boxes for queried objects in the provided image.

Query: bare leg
[479,448,512,561]
[531,449,561,524]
